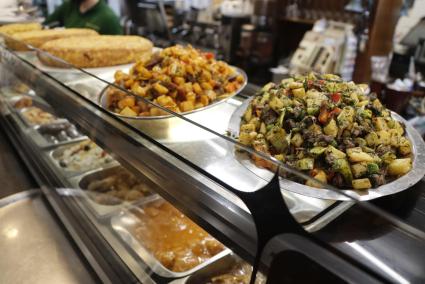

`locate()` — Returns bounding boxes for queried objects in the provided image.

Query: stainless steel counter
[0,190,98,284]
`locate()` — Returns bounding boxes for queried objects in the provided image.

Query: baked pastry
[5,28,98,51]
[38,35,153,68]
[0,22,42,36]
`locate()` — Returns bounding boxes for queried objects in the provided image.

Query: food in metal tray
[38,35,153,68]
[38,122,82,144]
[56,140,114,172]
[238,73,412,190]
[106,45,245,117]
[84,167,152,205]
[132,200,225,272]
[21,106,56,125]
[13,96,33,109]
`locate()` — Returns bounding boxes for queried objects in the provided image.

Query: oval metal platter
[228,97,425,201]
[98,67,247,120]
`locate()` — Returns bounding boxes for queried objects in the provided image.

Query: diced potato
[292,88,306,99]
[377,130,390,145]
[365,132,379,146]
[288,82,304,89]
[388,158,412,176]
[310,146,326,157]
[351,163,367,178]
[324,119,338,137]
[193,83,203,95]
[199,95,209,106]
[398,137,411,156]
[291,133,303,147]
[153,82,169,94]
[156,95,176,107]
[269,96,284,112]
[266,126,287,152]
[381,152,396,164]
[373,117,388,131]
[194,102,204,109]
[117,96,135,109]
[306,169,327,188]
[347,147,374,162]
[201,82,213,90]
[120,106,137,117]
[186,92,196,103]
[173,76,185,85]
[239,131,256,146]
[179,101,194,112]
[327,145,346,159]
[352,178,372,190]
[333,158,353,183]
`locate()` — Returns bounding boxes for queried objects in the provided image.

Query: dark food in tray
[37,122,82,144]
[21,106,57,125]
[132,200,225,272]
[56,140,114,172]
[239,73,412,190]
[84,167,152,205]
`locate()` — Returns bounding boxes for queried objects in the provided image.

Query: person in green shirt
[44,0,122,35]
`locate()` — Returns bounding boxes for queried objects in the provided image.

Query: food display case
[1,37,425,284]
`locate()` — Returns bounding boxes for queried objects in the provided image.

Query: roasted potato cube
[153,83,169,94]
[292,88,306,99]
[323,119,338,137]
[333,158,353,183]
[398,137,411,156]
[199,95,209,106]
[373,117,388,131]
[120,106,138,117]
[179,101,194,112]
[347,147,374,162]
[186,92,196,103]
[173,76,185,85]
[291,133,303,147]
[266,126,287,153]
[326,145,346,159]
[388,158,412,176]
[117,96,135,109]
[193,83,203,95]
[352,178,372,190]
[377,130,390,145]
[306,169,327,188]
[351,163,367,178]
[288,82,303,89]
[201,82,213,90]
[156,95,175,107]
[365,132,379,146]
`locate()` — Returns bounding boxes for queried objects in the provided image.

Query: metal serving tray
[229,98,425,201]
[111,197,231,279]
[97,67,248,142]
[48,140,118,178]
[170,253,262,284]
[17,100,66,128]
[68,166,157,218]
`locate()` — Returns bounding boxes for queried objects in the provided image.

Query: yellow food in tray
[5,28,98,51]
[239,73,413,190]
[106,45,245,117]
[0,22,42,36]
[38,35,153,68]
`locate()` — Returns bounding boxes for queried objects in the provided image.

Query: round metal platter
[228,97,425,201]
[98,67,248,120]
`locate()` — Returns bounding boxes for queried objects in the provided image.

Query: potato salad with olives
[239,74,412,190]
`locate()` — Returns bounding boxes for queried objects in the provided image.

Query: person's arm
[43,2,68,27]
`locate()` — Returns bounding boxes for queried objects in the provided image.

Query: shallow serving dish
[68,166,157,217]
[228,98,425,201]
[48,140,118,178]
[98,67,247,141]
[170,253,263,284]
[111,196,231,278]
[17,100,66,127]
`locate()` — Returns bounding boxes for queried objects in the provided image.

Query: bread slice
[5,28,98,51]
[38,35,153,68]
[0,22,42,36]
